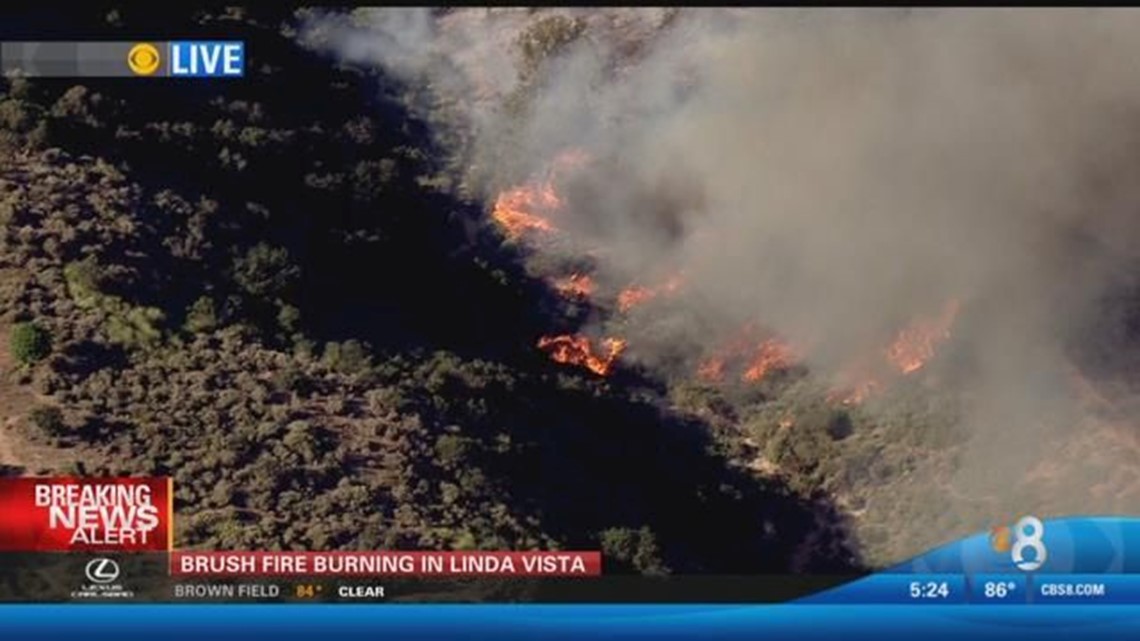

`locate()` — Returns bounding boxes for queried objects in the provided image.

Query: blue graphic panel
[798,517,1140,605]
[886,517,1138,575]
[969,574,1029,604]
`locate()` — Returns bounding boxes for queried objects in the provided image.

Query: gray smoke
[301,8,1140,525]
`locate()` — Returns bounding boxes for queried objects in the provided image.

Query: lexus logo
[84,558,120,584]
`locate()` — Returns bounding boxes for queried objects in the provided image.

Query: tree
[63,257,105,308]
[184,296,218,333]
[599,526,669,575]
[322,339,371,375]
[9,322,50,364]
[515,15,587,80]
[232,243,299,299]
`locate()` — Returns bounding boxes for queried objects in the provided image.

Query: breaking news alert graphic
[0,476,599,577]
[0,477,172,552]
[0,476,621,603]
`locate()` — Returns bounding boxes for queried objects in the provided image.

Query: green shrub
[232,243,299,299]
[597,524,665,574]
[322,339,371,375]
[9,322,50,364]
[63,257,105,308]
[184,296,218,333]
[106,304,165,348]
[599,526,669,575]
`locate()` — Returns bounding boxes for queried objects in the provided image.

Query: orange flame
[492,183,560,240]
[885,299,960,374]
[696,324,757,382]
[742,339,798,382]
[696,357,726,383]
[538,334,627,376]
[828,298,961,405]
[551,273,596,300]
[492,148,590,241]
[617,274,685,313]
[696,326,797,384]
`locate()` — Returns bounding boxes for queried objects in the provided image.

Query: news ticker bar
[153,573,1140,605]
[5,553,1140,604]
[0,553,855,603]
[0,41,244,78]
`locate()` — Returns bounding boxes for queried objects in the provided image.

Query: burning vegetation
[696,326,799,384]
[491,183,560,241]
[537,334,627,376]
[491,152,692,377]
[551,273,595,299]
[504,149,965,395]
[491,143,959,395]
[695,356,726,383]
[491,148,592,241]
[687,299,960,405]
[617,286,654,313]
[617,275,684,313]
[826,299,961,405]
[885,300,960,375]
[742,339,799,382]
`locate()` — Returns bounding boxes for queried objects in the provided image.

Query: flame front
[492,183,560,240]
[504,145,963,402]
[742,339,798,381]
[491,149,591,241]
[696,326,797,384]
[552,273,595,300]
[827,298,961,405]
[538,334,627,376]
[885,299,960,374]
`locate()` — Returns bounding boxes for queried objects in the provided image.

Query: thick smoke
[303,9,1140,511]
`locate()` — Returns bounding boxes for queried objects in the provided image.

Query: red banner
[0,477,172,552]
[171,551,602,577]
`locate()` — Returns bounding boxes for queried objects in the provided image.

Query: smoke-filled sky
[300,9,1140,465]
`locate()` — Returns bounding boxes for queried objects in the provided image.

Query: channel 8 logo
[990,515,1047,571]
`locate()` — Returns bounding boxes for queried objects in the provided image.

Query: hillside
[0,7,856,575]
